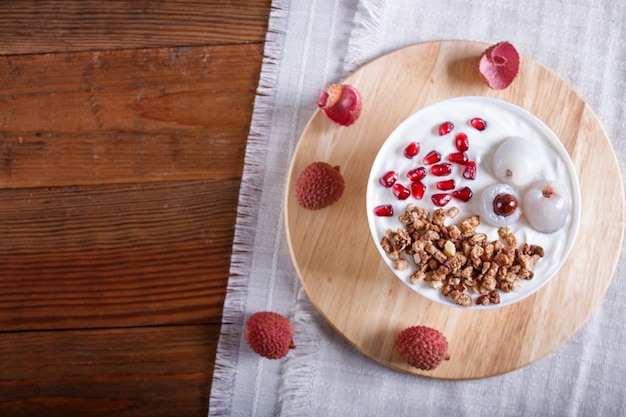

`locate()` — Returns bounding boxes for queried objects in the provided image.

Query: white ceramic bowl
[366,96,581,309]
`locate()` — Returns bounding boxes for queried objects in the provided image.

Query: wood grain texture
[0,179,237,331]
[0,43,261,187]
[0,0,271,55]
[0,325,218,416]
[285,40,625,379]
[0,1,271,414]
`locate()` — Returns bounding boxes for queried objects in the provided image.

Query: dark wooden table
[0,1,271,415]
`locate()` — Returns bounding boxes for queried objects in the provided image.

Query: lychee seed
[245,311,295,360]
[395,325,450,370]
[294,162,345,210]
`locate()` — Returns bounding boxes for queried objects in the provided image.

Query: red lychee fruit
[395,325,450,370]
[294,162,345,210]
[318,83,362,126]
[478,41,520,90]
[245,311,295,360]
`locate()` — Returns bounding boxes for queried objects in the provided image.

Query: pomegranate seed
[448,151,469,165]
[403,142,420,159]
[470,117,487,131]
[431,193,452,207]
[431,163,453,176]
[392,183,410,200]
[454,132,469,151]
[452,186,473,202]
[379,171,398,187]
[436,179,456,191]
[438,121,454,136]
[463,161,477,180]
[374,204,394,217]
[410,180,426,199]
[407,167,427,181]
[423,150,441,165]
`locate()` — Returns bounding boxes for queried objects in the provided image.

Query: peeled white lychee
[491,136,542,187]
[523,180,571,233]
[478,183,521,227]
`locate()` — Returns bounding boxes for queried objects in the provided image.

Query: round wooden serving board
[284,40,625,379]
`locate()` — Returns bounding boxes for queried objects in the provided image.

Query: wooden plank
[0,0,271,55]
[0,1,272,414]
[0,43,261,187]
[0,324,217,416]
[0,179,238,331]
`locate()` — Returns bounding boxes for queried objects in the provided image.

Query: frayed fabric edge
[276,287,324,417]
[343,0,386,74]
[208,1,290,415]
[271,1,388,415]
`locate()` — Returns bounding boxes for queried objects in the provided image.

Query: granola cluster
[380,203,545,307]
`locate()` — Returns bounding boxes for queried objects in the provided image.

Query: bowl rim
[365,95,582,310]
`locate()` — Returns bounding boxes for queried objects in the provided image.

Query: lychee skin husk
[294,162,345,210]
[245,311,295,359]
[318,84,362,126]
[395,325,450,370]
[478,41,520,90]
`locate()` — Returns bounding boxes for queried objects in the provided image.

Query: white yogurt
[366,96,581,309]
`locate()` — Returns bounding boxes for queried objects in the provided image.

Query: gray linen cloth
[209,0,626,415]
